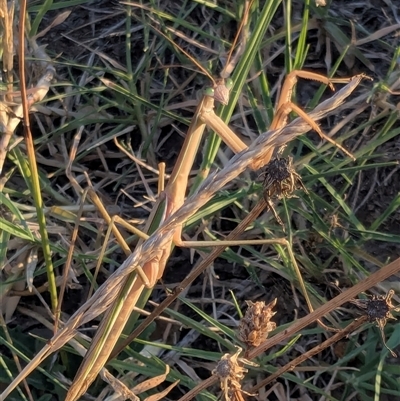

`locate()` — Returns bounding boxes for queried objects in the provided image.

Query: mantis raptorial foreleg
[203,70,355,172]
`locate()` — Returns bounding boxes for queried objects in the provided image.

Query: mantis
[65,21,358,401]
[0,3,366,400]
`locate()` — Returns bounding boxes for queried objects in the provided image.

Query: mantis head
[203,78,233,105]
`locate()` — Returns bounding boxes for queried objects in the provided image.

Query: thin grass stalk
[30,0,53,36]
[293,0,311,69]
[0,314,34,401]
[284,0,293,72]
[18,0,58,313]
[126,3,155,164]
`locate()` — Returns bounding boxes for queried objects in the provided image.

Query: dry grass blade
[0,74,364,400]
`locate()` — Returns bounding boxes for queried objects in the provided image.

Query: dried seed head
[261,156,307,201]
[351,290,399,325]
[213,349,244,380]
[351,289,400,357]
[238,299,277,347]
[212,347,257,401]
[366,295,394,322]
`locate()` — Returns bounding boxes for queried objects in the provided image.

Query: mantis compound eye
[204,87,215,97]
[225,78,233,90]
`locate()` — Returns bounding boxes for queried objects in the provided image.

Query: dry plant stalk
[0,75,366,400]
